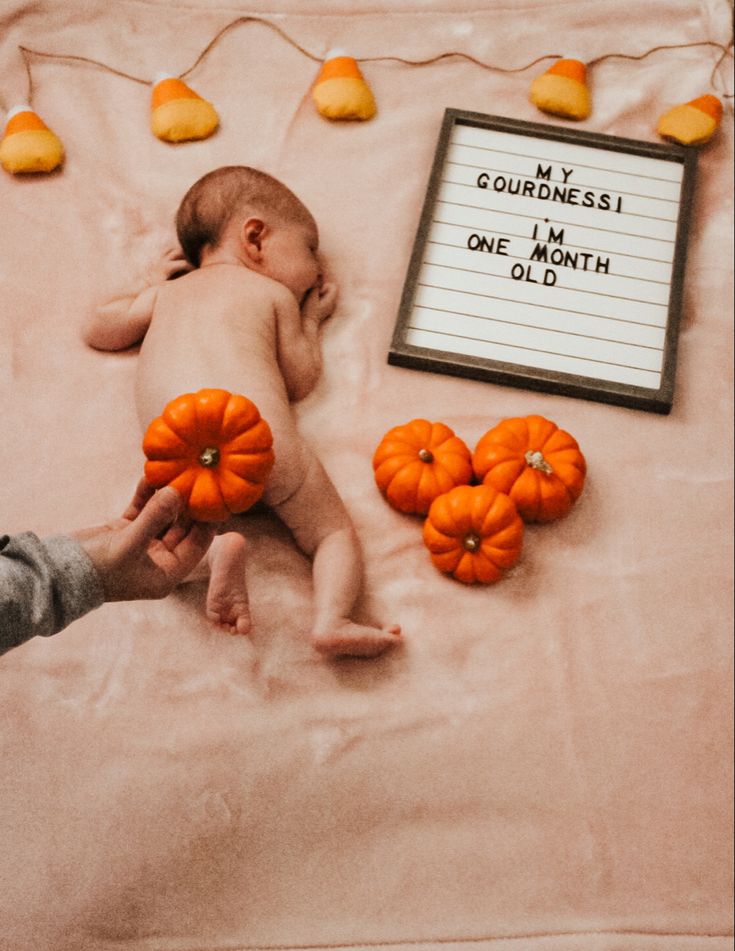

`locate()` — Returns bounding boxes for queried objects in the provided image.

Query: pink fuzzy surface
[0,1,732,948]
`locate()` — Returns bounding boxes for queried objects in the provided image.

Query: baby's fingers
[158,246,193,280]
[319,282,338,315]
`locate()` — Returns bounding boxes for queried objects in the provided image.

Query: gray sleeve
[0,532,105,656]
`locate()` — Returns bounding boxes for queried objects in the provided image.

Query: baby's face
[264,219,322,303]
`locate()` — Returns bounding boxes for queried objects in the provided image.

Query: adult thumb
[122,487,182,553]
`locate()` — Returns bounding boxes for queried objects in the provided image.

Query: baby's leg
[204,532,251,635]
[174,523,250,634]
[268,444,401,658]
[177,522,249,635]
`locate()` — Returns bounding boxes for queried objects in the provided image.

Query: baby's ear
[240,217,266,261]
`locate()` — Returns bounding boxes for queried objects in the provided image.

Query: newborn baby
[84,166,401,658]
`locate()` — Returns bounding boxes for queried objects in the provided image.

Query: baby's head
[176,166,321,301]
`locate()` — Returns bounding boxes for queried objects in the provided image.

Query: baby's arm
[83,285,158,351]
[83,247,191,352]
[275,282,338,402]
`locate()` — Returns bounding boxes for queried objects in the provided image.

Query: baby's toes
[312,622,402,658]
[207,596,251,636]
[234,608,252,636]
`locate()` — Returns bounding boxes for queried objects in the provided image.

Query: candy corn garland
[312,50,376,121]
[656,94,723,145]
[0,16,731,176]
[150,75,219,142]
[529,57,591,120]
[0,105,64,173]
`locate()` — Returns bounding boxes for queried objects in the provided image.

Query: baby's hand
[147,246,194,286]
[302,280,338,324]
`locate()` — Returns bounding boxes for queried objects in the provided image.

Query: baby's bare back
[136,265,290,429]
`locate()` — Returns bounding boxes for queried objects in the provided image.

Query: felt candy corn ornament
[0,105,64,174]
[657,94,722,145]
[312,49,376,120]
[150,75,219,143]
[529,57,591,120]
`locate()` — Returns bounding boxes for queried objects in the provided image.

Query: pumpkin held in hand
[473,415,586,523]
[373,418,473,515]
[143,388,274,522]
[423,484,524,584]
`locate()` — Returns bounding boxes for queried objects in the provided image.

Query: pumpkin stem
[525,449,553,475]
[199,446,220,468]
[418,448,434,463]
[463,533,481,552]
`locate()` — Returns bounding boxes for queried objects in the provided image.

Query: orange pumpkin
[473,415,586,523]
[423,484,524,584]
[373,419,473,515]
[143,388,275,522]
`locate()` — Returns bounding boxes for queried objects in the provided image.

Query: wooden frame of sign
[389,109,697,413]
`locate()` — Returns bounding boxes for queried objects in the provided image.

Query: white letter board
[389,109,697,413]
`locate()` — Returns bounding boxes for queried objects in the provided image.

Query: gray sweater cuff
[41,534,107,628]
[0,532,105,654]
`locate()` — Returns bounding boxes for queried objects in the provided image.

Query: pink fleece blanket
[1,1,732,949]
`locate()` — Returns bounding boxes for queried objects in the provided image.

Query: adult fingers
[121,487,182,555]
[120,477,156,521]
[169,522,217,580]
[160,512,193,550]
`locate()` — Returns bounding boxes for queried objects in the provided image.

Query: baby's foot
[311,620,402,659]
[206,533,251,635]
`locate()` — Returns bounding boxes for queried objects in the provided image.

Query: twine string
[3,14,733,113]
[709,38,735,97]
[360,50,563,72]
[179,15,323,78]
[587,39,734,96]
[18,45,151,97]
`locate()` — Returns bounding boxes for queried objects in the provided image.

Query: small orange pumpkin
[143,388,275,522]
[473,415,586,523]
[423,484,524,584]
[373,419,473,515]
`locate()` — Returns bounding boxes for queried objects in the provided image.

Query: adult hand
[73,479,215,602]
